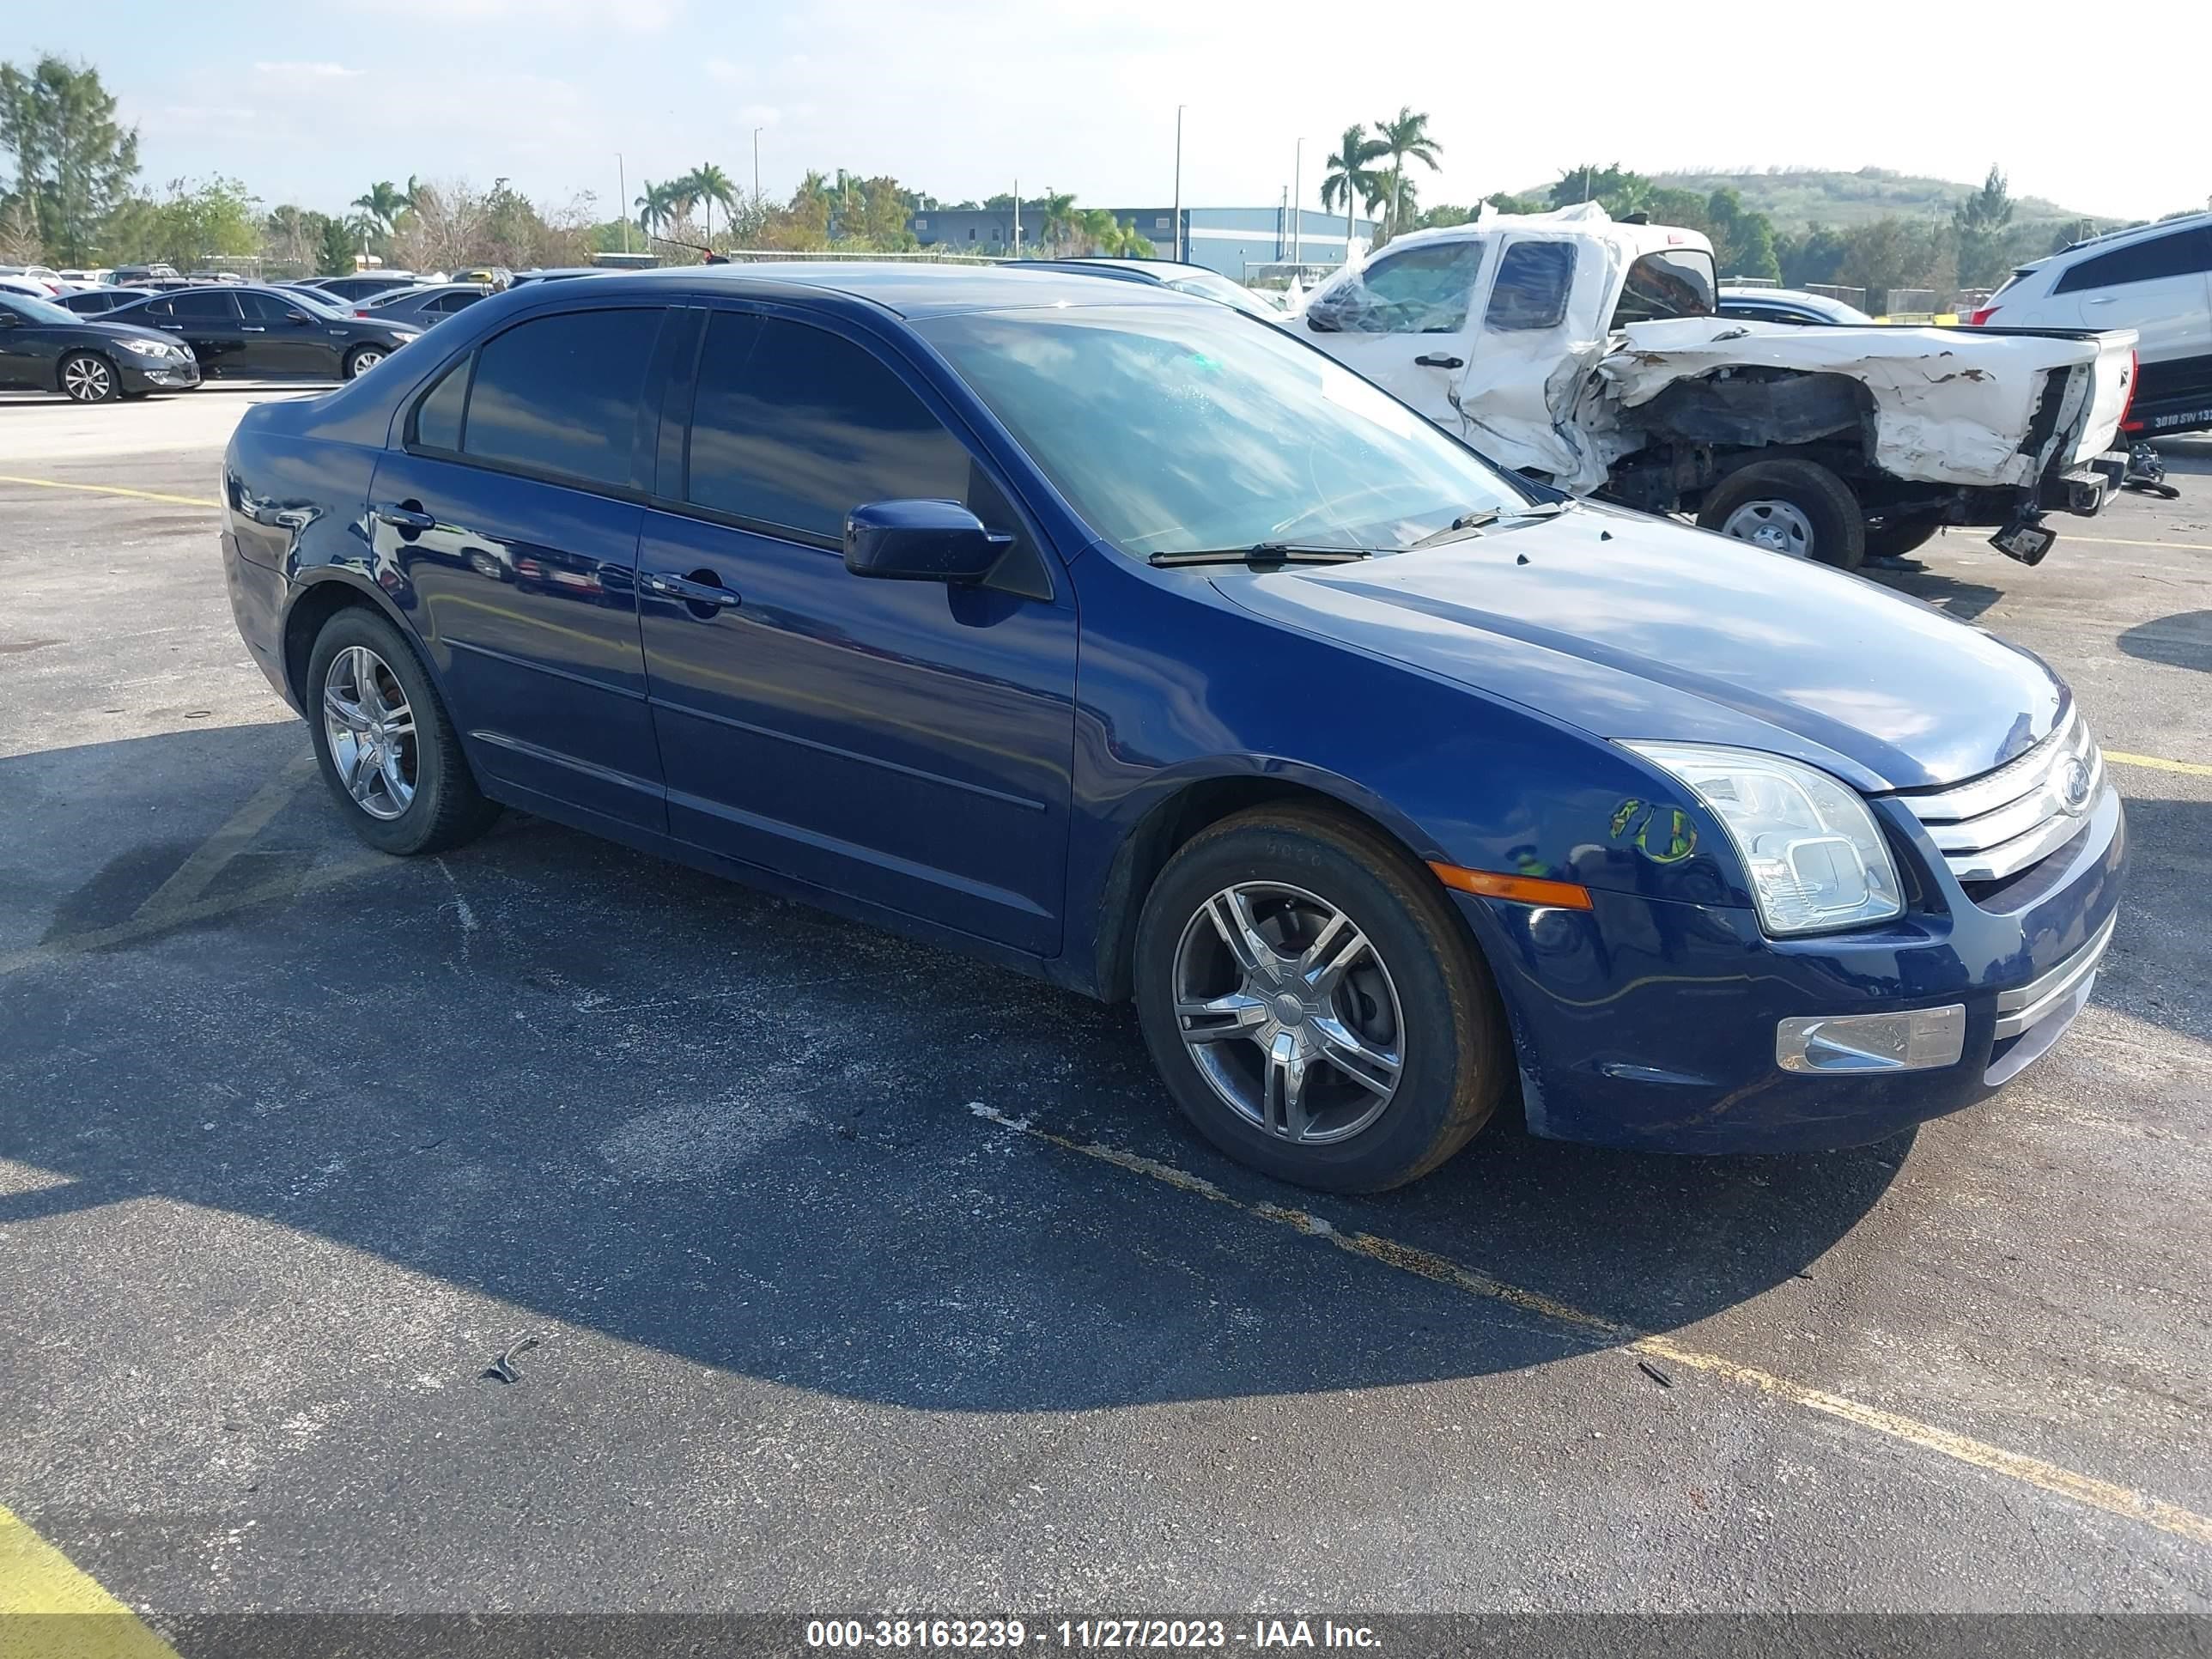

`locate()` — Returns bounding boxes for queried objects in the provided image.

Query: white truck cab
[1293,204,2136,569]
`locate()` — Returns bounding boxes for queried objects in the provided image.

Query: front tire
[58,351,118,404]
[306,608,498,855]
[1133,806,1508,1193]
[1698,458,1868,570]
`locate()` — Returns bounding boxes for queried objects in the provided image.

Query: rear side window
[2053,227,2212,294]
[684,313,971,540]
[172,289,240,320]
[1485,241,1577,331]
[462,308,661,488]
[1610,249,1717,326]
[1304,240,1484,334]
[412,356,471,451]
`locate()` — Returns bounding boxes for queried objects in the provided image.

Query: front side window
[1304,240,1484,334]
[1610,249,1717,326]
[237,290,307,322]
[917,304,1527,559]
[463,307,661,488]
[684,313,971,540]
[1485,240,1577,331]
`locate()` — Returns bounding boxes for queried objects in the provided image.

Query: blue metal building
[907,204,1380,276]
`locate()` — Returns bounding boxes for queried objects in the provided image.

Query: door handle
[2084,296,2115,307]
[373,502,436,534]
[240,325,265,332]
[641,569,740,609]
[1414,353,1464,368]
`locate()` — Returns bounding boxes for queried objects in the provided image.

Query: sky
[5,0,2209,226]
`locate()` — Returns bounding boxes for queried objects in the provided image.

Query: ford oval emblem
[2058,757,2094,814]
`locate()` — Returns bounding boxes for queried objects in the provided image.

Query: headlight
[119,337,169,356]
[1626,743,1903,935]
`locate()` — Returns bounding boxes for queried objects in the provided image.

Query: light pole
[617,152,629,254]
[1172,106,1184,262]
[1291,137,1303,264]
[752,127,763,201]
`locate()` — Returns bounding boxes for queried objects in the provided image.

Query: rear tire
[1698,459,1868,571]
[343,345,386,380]
[1864,515,1942,562]
[1133,805,1508,1193]
[58,351,118,404]
[306,608,498,856]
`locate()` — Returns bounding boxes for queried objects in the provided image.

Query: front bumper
[117,353,201,392]
[1463,783,2125,1153]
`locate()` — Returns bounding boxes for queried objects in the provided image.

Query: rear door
[143,289,248,373]
[635,305,1079,955]
[1297,238,1487,427]
[367,303,679,834]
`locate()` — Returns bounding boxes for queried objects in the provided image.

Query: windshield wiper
[1407,500,1571,550]
[1149,543,1372,568]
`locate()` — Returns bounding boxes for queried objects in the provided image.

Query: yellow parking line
[2065,534,2212,554]
[0,1502,179,1656]
[2108,751,2212,779]
[968,1103,2212,1552]
[0,475,217,508]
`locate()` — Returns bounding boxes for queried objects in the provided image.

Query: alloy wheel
[349,348,386,377]
[321,645,417,820]
[1170,881,1405,1144]
[62,356,112,402]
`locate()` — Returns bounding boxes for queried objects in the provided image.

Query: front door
[237,289,342,378]
[638,308,1078,956]
[368,304,674,834]
[1297,237,1488,429]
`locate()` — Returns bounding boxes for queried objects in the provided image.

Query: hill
[1518,167,2115,234]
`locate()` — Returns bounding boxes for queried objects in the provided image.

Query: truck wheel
[1698,459,1868,571]
[1864,516,1941,562]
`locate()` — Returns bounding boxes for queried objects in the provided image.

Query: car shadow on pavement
[1862,564,2004,624]
[2117,610,2212,673]
[1,724,1920,1412]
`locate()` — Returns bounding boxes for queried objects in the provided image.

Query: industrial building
[906,204,1382,279]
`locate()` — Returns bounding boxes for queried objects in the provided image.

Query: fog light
[1776,1006,1966,1074]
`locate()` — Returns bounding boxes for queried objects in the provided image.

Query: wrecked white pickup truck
[1291,204,2136,568]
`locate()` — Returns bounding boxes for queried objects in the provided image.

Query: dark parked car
[1019,257,1285,320]
[0,289,200,401]
[302,273,425,304]
[352,283,491,325]
[105,283,422,381]
[55,285,155,316]
[1715,285,1874,325]
[219,265,2124,1190]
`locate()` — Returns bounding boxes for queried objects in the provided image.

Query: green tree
[318,216,356,276]
[261,204,328,275]
[1549,163,1645,210]
[1321,124,1385,258]
[1952,164,2015,288]
[147,175,259,268]
[1370,106,1440,242]
[0,55,140,262]
[1034,189,1076,252]
[1778,222,1850,288]
[1483,191,1545,216]
[350,179,410,236]
[682,162,736,240]
[0,193,44,262]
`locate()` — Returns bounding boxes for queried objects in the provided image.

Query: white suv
[1972,213,2212,439]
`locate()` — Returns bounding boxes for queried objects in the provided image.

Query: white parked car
[1290,205,2135,568]
[1970,211,2212,441]
[0,264,63,294]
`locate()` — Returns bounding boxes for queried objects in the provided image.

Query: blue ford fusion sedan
[220,264,2124,1191]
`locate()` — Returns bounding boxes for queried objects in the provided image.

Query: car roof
[2036,209,2212,270]
[561,260,1200,319]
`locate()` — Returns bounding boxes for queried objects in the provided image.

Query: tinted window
[684,313,970,539]
[1305,240,1483,333]
[1610,249,1718,325]
[1485,241,1576,331]
[463,307,661,488]
[2054,227,2212,294]
[413,355,471,451]
[237,290,307,322]
[172,289,240,320]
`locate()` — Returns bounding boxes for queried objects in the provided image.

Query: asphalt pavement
[1,390,2208,1632]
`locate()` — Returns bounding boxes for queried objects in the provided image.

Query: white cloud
[251,62,362,80]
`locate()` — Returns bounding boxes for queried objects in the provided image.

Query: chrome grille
[1891,708,2104,884]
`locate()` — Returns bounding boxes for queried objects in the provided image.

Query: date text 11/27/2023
[805,1619,1382,1649]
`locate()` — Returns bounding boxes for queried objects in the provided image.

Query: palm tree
[635,179,682,235]
[350,181,409,235]
[1321,124,1386,262]
[1371,106,1442,241]
[683,163,737,242]
[1035,190,1077,253]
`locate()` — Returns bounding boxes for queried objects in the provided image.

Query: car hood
[1206,505,2063,791]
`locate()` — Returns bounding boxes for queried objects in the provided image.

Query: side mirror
[843,499,1011,585]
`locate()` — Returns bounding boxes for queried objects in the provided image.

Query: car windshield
[916,305,1528,557]
[285,288,352,317]
[0,291,83,327]
[1164,270,1282,319]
